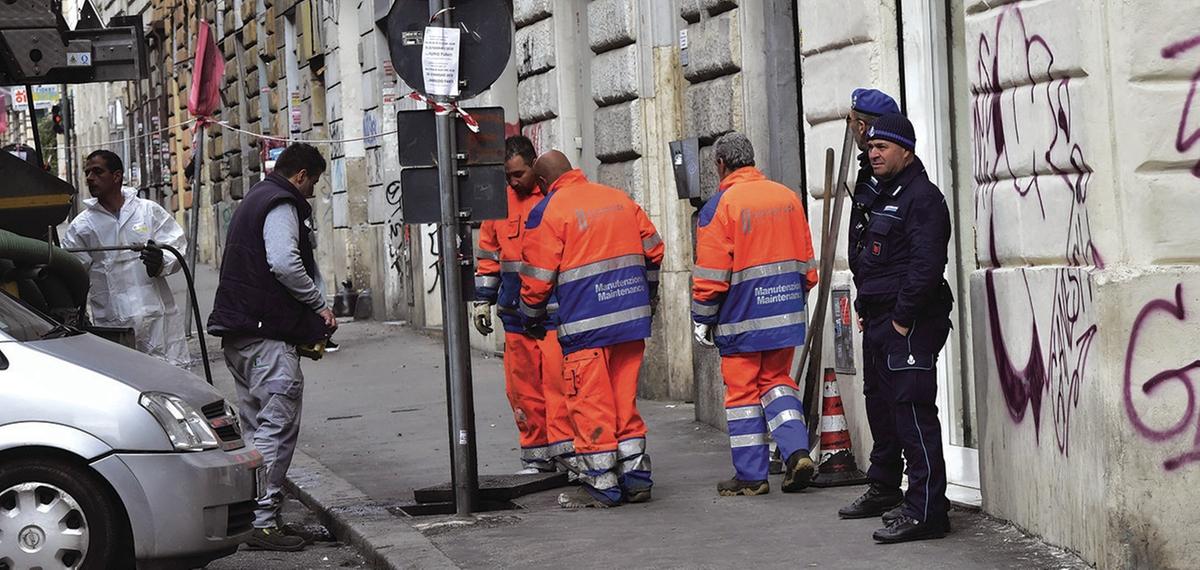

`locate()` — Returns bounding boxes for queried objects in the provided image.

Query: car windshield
[0,290,59,341]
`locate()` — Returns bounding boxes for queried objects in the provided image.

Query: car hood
[21,333,221,407]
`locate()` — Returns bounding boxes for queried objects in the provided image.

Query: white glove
[473,302,494,335]
[693,322,714,347]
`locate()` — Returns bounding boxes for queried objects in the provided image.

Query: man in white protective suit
[62,149,190,366]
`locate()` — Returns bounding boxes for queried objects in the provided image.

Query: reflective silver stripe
[520,302,546,318]
[715,311,807,337]
[730,260,806,285]
[497,305,518,315]
[620,454,651,474]
[558,306,652,337]
[729,433,769,448]
[581,471,620,490]
[520,263,558,282]
[501,260,522,272]
[547,302,560,314]
[693,265,731,283]
[692,301,720,317]
[617,438,646,459]
[522,445,550,461]
[477,249,500,261]
[475,275,500,289]
[647,269,660,283]
[558,254,645,285]
[761,385,801,408]
[548,440,575,457]
[767,409,805,432]
[642,233,663,250]
[725,405,764,422]
[579,451,617,471]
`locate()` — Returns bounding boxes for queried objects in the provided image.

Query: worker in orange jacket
[692,132,819,496]
[473,136,574,474]
[519,150,665,508]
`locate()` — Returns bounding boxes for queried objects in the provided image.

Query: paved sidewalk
[180,264,1086,569]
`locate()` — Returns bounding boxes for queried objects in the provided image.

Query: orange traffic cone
[810,368,869,487]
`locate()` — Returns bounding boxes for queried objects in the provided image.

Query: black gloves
[524,322,547,340]
[140,240,164,278]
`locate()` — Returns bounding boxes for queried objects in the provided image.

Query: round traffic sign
[382,0,513,101]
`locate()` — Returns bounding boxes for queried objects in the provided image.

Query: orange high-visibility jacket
[692,166,818,355]
[519,169,664,354]
[475,185,556,332]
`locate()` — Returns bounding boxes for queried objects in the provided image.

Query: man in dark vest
[208,142,336,551]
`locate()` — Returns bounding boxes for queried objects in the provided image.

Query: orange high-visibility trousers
[721,347,810,481]
[504,330,574,470]
[561,339,651,502]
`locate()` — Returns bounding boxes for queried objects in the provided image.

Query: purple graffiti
[1162,35,1200,179]
[1123,284,1200,471]
[972,6,1100,455]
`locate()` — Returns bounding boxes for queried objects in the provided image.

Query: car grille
[227,500,256,537]
[202,400,245,451]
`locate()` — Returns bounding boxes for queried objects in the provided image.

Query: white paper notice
[422,26,461,98]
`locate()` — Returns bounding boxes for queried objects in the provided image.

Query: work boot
[624,488,652,504]
[872,514,948,544]
[781,450,816,493]
[717,478,769,496]
[838,482,903,519]
[884,506,952,533]
[558,487,619,509]
[246,527,306,551]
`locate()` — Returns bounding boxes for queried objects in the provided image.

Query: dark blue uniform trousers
[862,313,951,524]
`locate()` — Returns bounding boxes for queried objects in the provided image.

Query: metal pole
[184,126,204,338]
[61,85,76,212]
[430,0,478,516]
[25,84,44,170]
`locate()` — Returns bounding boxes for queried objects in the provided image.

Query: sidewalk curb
[284,450,458,570]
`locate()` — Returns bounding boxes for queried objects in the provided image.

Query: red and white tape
[406,91,480,133]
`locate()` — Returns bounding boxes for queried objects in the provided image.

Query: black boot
[873,514,947,544]
[883,505,952,533]
[838,482,903,519]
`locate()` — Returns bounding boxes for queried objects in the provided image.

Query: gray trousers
[223,337,304,528]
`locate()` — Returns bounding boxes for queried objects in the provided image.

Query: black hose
[60,243,214,386]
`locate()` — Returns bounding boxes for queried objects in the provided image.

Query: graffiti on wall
[972,5,1100,455]
[1162,35,1200,179]
[1124,284,1200,471]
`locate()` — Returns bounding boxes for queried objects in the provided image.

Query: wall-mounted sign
[831,287,856,374]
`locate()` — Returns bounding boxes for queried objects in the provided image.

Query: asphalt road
[205,498,366,570]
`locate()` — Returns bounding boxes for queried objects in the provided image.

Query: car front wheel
[0,457,126,570]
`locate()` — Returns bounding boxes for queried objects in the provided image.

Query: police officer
[837,113,954,543]
[839,89,908,521]
[845,89,901,275]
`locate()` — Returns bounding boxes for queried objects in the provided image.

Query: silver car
[0,290,262,569]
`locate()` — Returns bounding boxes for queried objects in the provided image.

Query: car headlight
[140,392,221,451]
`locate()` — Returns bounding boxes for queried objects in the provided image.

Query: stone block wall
[967,0,1200,567]
[514,0,587,165]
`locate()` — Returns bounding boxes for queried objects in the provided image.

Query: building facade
[60,0,1200,567]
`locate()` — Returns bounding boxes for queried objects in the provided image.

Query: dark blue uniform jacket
[849,157,953,327]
